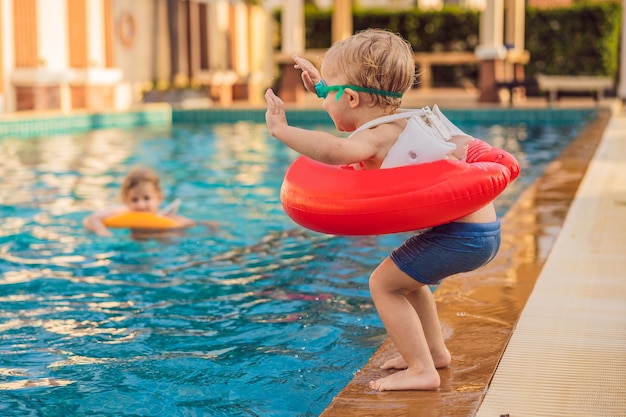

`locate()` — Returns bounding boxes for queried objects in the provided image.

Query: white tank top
[348,105,472,169]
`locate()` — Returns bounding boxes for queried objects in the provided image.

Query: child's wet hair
[120,166,161,200]
[324,29,415,110]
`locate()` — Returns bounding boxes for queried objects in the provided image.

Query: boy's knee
[368,271,382,294]
[368,270,398,297]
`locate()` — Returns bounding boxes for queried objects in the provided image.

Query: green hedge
[525,2,621,78]
[294,7,481,87]
[298,6,480,52]
[275,2,622,86]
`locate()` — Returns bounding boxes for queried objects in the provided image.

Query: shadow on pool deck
[319,98,620,416]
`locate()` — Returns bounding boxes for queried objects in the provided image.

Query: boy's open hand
[293,55,320,94]
[265,89,288,136]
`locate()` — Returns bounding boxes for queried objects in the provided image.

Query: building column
[332,0,352,43]
[203,0,237,105]
[504,0,524,52]
[281,0,304,55]
[502,0,527,100]
[248,4,272,104]
[10,0,72,112]
[231,2,249,76]
[207,0,230,71]
[186,0,200,82]
[476,0,507,102]
[619,0,626,100]
[0,0,7,113]
[277,0,304,103]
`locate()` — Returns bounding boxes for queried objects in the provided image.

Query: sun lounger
[536,74,613,102]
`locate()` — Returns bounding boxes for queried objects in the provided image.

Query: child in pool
[265,28,500,391]
[83,166,196,237]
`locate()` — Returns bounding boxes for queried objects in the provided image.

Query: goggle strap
[315,80,403,100]
[343,85,403,100]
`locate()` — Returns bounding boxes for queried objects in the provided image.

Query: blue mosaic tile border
[442,107,599,125]
[172,107,598,126]
[171,108,333,125]
[0,107,172,139]
[0,106,599,138]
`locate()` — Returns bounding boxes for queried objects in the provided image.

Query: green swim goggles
[314,79,403,101]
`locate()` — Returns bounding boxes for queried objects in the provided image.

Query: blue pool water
[0,115,589,416]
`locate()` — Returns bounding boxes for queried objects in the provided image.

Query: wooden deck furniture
[414,52,480,89]
[536,74,614,102]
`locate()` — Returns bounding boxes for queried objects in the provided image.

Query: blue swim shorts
[390,220,501,285]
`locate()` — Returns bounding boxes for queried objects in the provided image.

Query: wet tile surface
[476,108,626,417]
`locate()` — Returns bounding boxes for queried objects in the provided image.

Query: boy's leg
[409,286,451,367]
[381,285,451,370]
[368,257,441,391]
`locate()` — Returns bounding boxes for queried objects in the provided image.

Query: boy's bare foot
[432,348,451,368]
[369,367,440,391]
[381,349,451,370]
[380,356,408,370]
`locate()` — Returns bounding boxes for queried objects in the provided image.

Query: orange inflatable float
[280,138,520,236]
[103,212,181,230]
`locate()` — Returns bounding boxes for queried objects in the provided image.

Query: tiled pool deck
[1,90,623,416]
[475,104,625,416]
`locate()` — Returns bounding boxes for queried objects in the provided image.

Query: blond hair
[120,166,161,200]
[324,28,415,110]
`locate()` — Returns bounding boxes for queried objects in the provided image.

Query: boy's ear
[344,88,360,108]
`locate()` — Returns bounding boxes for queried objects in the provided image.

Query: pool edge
[0,106,600,139]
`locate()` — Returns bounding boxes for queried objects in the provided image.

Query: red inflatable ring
[280,139,520,235]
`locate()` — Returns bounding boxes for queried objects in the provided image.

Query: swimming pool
[0,109,594,416]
